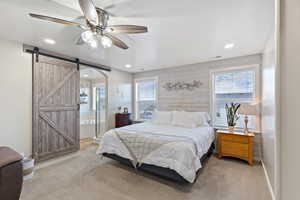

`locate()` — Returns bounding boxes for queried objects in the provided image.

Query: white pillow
[193,112,211,126]
[171,111,198,128]
[172,111,210,128]
[152,111,173,125]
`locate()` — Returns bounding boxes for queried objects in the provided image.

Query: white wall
[106,69,133,130]
[0,38,133,156]
[134,54,263,160]
[0,39,32,156]
[261,30,277,197]
[280,0,300,199]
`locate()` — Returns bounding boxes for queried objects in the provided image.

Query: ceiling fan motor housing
[96,8,109,28]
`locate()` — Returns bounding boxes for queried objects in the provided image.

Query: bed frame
[103,142,215,183]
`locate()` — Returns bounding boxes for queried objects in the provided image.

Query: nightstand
[217,129,255,165]
[115,113,132,128]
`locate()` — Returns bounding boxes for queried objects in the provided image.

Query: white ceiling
[80,66,106,81]
[0,0,274,72]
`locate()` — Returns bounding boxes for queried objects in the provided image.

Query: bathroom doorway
[80,66,108,142]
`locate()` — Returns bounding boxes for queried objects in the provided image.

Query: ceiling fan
[29,0,148,50]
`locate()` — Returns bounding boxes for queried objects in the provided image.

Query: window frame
[134,77,158,121]
[210,64,260,129]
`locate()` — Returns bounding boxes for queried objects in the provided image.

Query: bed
[97,111,215,183]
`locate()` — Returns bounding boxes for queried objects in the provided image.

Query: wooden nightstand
[217,129,255,165]
[115,113,132,128]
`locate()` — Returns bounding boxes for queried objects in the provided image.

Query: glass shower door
[95,86,106,139]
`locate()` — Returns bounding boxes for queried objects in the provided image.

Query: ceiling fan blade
[29,13,84,28]
[78,0,99,26]
[104,34,128,50]
[107,25,148,34]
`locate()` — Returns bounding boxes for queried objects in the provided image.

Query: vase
[228,126,235,132]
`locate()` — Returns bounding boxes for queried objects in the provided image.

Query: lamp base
[244,115,249,133]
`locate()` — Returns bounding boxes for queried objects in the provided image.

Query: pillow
[171,111,198,128]
[152,111,173,125]
[172,111,211,128]
[193,112,211,126]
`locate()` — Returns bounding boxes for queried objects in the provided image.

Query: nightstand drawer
[221,134,249,144]
[221,141,249,158]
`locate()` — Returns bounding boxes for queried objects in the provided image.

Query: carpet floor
[21,144,271,200]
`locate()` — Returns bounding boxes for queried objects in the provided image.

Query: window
[135,78,158,120]
[211,66,259,129]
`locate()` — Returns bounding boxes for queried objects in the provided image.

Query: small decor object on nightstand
[117,106,122,113]
[123,107,128,114]
[238,104,258,133]
[225,103,241,131]
[217,129,254,165]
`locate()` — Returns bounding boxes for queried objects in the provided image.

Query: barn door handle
[77,103,80,111]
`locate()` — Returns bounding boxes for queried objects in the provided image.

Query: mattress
[97,122,215,183]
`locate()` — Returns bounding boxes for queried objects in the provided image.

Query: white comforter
[96,123,215,183]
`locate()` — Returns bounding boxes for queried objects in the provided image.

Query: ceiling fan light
[101,36,112,48]
[81,30,94,43]
[90,39,98,48]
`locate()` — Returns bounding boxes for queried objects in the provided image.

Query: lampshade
[238,104,258,116]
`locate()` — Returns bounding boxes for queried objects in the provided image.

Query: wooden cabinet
[115,113,132,128]
[217,130,254,165]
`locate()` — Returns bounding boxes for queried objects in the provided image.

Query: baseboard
[35,152,79,170]
[262,161,276,200]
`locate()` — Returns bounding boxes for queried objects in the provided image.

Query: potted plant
[225,103,241,131]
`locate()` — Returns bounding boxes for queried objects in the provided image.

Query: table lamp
[238,104,258,133]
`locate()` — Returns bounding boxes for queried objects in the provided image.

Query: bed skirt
[103,142,215,183]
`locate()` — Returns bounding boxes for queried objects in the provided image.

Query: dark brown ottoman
[0,147,23,200]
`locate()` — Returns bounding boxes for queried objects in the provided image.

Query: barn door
[32,55,80,162]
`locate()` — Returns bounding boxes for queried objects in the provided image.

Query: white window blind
[135,78,157,120]
[211,66,259,129]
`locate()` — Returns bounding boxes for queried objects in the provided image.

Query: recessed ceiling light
[83,74,89,77]
[125,64,132,68]
[224,43,235,49]
[44,38,56,45]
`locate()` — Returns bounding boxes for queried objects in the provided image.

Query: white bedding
[96,122,215,183]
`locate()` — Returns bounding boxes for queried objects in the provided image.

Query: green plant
[225,103,241,127]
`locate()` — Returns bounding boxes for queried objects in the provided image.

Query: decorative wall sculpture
[162,80,203,91]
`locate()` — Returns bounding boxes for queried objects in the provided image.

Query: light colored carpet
[21,144,271,200]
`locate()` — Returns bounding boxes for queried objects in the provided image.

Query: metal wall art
[162,80,203,91]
